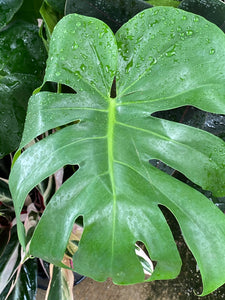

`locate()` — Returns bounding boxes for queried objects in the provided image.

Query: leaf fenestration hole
[158,205,203,296]
[61,84,77,94]
[62,164,79,183]
[66,216,84,261]
[149,159,175,176]
[135,241,154,279]
[41,82,77,94]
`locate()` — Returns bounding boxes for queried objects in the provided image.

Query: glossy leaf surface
[179,0,225,32]
[9,7,225,295]
[0,226,20,296]
[5,259,37,300]
[46,262,74,300]
[65,0,152,32]
[0,20,47,158]
[0,0,23,29]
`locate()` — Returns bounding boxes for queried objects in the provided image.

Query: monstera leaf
[9,7,225,296]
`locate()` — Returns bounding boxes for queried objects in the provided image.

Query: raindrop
[10,42,16,50]
[177,26,182,32]
[209,48,215,55]
[98,32,104,38]
[125,59,133,73]
[186,30,193,36]
[150,34,155,39]
[149,56,157,66]
[72,42,79,50]
[76,22,81,27]
[127,35,134,40]
[166,45,176,57]
[56,72,60,76]
[80,64,86,71]
[194,16,199,22]
[153,9,159,15]
[182,15,187,20]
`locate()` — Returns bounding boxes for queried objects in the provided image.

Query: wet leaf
[179,0,225,32]
[9,8,225,296]
[65,0,152,32]
[0,20,47,158]
[0,0,23,29]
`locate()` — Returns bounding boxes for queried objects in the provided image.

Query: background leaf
[0,20,47,158]
[14,0,43,24]
[0,0,23,29]
[9,7,225,296]
[179,0,225,32]
[45,261,74,300]
[146,0,180,7]
[0,226,20,297]
[45,0,66,15]
[65,0,152,32]
[4,258,37,300]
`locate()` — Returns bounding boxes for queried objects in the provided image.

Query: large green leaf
[9,7,225,295]
[0,20,47,158]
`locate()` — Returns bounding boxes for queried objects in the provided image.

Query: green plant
[2,0,225,299]
[8,4,225,297]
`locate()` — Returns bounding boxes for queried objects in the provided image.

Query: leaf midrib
[107,97,117,270]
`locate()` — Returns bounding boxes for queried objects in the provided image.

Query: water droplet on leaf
[194,16,199,22]
[209,48,215,55]
[72,42,79,50]
[186,30,193,36]
[166,45,176,57]
[76,22,81,27]
[80,64,86,71]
